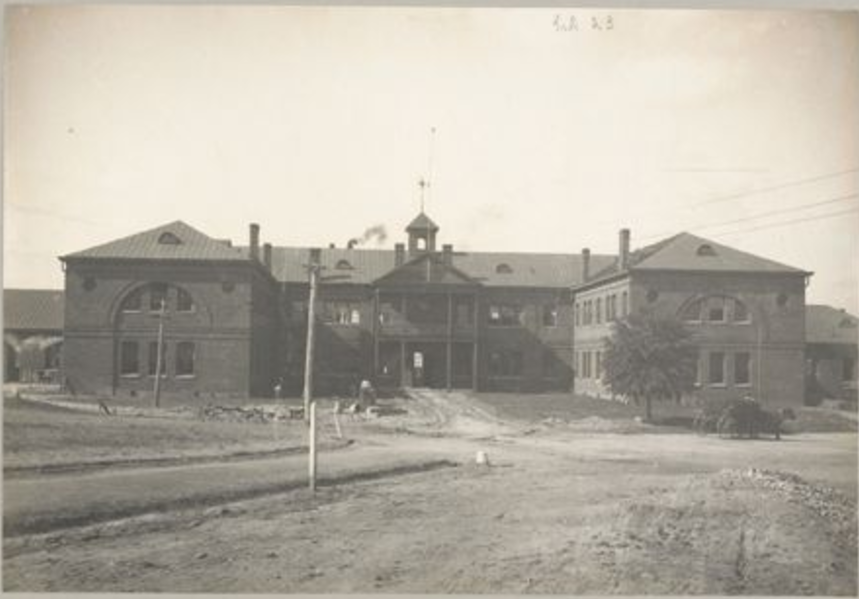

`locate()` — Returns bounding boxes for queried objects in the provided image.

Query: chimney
[582,248,591,282]
[619,228,630,270]
[249,223,260,261]
[442,244,453,266]
[395,243,405,267]
[263,243,272,271]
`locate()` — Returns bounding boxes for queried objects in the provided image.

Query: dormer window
[158,232,182,245]
[496,263,513,274]
[335,259,353,270]
[696,244,716,257]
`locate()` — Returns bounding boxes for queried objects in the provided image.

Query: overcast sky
[4,6,858,311]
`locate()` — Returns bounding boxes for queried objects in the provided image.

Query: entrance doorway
[406,342,446,388]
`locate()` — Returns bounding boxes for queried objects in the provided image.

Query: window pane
[120,341,139,375]
[150,284,168,311]
[176,342,195,376]
[596,298,602,324]
[732,299,749,322]
[707,297,726,322]
[844,358,856,382]
[121,289,143,312]
[709,352,725,384]
[734,352,751,385]
[177,288,194,312]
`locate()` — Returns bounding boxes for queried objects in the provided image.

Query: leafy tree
[602,312,698,422]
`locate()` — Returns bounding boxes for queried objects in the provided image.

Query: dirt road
[3,390,857,594]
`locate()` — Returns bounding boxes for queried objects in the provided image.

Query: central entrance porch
[377,340,476,390]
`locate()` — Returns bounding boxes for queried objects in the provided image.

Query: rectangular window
[488,304,524,327]
[709,352,725,385]
[175,342,195,377]
[543,304,559,327]
[621,291,628,318]
[120,341,139,376]
[734,352,751,386]
[692,350,701,386]
[574,303,580,326]
[584,351,591,379]
[595,351,602,378]
[325,302,362,325]
[177,288,194,312]
[844,358,856,382]
[732,299,749,322]
[596,298,602,324]
[148,341,167,377]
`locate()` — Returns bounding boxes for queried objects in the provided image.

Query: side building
[572,229,811,408]
[60,221,280,399]
[3,289,64,384]
[805,305,858,404]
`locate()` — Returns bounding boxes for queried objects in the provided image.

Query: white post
[309,401,317,492]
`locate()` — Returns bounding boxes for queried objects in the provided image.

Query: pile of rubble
[719,467,857,550]
[196,405,288,424]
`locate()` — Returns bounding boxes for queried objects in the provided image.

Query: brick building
[572,230,811,408]
[53,213,817,406]
[3,289,64,383]
[805,305,858,403]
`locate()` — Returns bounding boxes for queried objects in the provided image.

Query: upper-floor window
[543,304,559,327]
[177,288,195,312]
[621,291,628,317]
[595,298,603,324]
[682,295,751,324]
[488,304,524,327]
[325,302,361,325]
[121,288,143,312]
[149,283,168,312]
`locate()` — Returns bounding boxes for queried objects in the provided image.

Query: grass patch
[3,397,308,469]
[474,392,647,423]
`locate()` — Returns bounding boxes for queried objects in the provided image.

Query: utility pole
[153,298,166,408]
[303,257,320,423]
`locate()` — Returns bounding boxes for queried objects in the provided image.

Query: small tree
[602,312,698,422]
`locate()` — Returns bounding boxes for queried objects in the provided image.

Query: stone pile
[719,467,857,550]
[196,405,286,423]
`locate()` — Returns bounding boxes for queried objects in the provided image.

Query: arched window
[495,263,513,274]
[121,288,143,312]
[681,295,751,324]
[335,259,353,270]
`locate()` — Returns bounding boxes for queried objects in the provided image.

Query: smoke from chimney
[347,224,388,249]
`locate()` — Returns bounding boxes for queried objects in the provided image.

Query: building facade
[50,213,820,407]
[572,230,811,408]
[805,305,858,403]
[3,289,64,384]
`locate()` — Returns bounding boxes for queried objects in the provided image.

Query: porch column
[472,291,479,392]
[372,289,380,379]
[446,292,453,391]
[400,339,407,388]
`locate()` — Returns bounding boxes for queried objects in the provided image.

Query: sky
[4,6,858,311]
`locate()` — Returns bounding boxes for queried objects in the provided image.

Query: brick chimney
[395,243,405,267]
[619,228,630,270]
[442,244,453,267]
[249,223,260,261]
[582,248,591,282]
[263,243,272,271]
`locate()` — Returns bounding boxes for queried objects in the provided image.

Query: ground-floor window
[120,341,139,376]
[734,352,751,386]
[175,342,195,377]
[844,357,856,382]
[708,352,725,385]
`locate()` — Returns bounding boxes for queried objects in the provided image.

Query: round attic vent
[696,244,716,257]
[495,263,513,274]
[157,232,182,245]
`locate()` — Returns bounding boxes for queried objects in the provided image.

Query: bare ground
[3,390,857,594]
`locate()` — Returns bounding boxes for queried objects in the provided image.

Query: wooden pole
[153,298,166,408]
[303,265,318,423]
[309,401,317,492]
